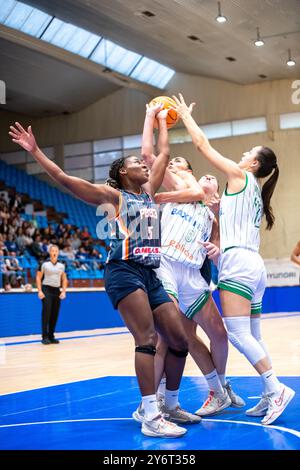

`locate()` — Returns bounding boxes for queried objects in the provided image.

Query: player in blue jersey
[171,93,295,425]
[9,104,190,438]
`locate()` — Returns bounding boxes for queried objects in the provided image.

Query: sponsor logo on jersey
[168,240,194,261]
[170,207,193,223]
[139,208,158,219]
[133,246,161,256]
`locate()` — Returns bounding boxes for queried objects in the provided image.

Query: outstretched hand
[172,93,195,119]
[146,101,164,117]
[9,122,38,153]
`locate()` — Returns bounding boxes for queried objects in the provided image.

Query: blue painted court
[1,376,299,450]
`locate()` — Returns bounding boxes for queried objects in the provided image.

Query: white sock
[218,374,227,387]
[205,369,224,395]
[250,317,272,366]
[165,389,179,410]
[142,394,159,420]
[261,369,281,394]
[157,377,166,399]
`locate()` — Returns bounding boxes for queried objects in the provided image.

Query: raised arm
[9,123,119,208]
[141,104,171,195]
[172,94,244,183]
[155,171,204,204]
[147,109,170,194]
[141,103,186,192]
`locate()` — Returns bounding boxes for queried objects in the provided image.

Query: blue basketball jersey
[107,190,161,268]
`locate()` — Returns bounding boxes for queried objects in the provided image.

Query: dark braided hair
[105,156,132,189]
[254,146,279,230]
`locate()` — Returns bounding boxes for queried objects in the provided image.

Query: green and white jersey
[220,171,262,252]
[161,202,214,269]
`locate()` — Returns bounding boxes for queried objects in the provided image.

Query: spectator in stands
[15,227,27,254]
[90,248,105,271]
[0,234,6,253]
[81,226,90,240]
[5,234,19,254]
[0,249,11,291]
[291,241,300,267]
[69,232,81,251]
[60,244,76,261]
[36,244,67,345]
[0,202,10,222]
[55,223,66,238]
[26,222,36,238]
[4,251,24,288]
[75,246,90,271]
[9,191,24,213]
[29,214,39,229]
[28,234,46,260]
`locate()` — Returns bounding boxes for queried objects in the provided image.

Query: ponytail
[255,146,279,230]
[261,166,279,230]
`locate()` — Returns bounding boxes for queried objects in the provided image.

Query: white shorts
[155,255,210,319]
[218,247,266,313]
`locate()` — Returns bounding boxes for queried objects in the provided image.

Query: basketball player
[137,149,244,421]
[8,103,189,438]
[172,93,295,425]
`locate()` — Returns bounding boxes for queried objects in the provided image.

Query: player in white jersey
[173,93,295,425]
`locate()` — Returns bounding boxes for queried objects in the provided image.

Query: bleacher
[0,159,108,287]
[0,159,98,238]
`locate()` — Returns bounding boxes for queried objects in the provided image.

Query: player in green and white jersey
[173,93,295,426]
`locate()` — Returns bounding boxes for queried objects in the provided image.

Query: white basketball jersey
[161,202,214,269]
[220,171,262,252]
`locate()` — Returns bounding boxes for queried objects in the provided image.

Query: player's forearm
[141,114,156,160]
[180,112,209,153]
[156,187,204,204]
[157,118,169,158]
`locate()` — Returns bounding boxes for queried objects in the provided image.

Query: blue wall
[0,291,124,337]
[1,286,299,337]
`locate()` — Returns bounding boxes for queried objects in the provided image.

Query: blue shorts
[105,260,172,310]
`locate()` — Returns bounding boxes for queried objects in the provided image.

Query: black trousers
[41,285,61,339]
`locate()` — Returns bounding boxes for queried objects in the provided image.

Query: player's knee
[168,334,188,354]
[137,329,157,346]
[211,323,228,345]
[168,346,189,358]
[227,330,243,352]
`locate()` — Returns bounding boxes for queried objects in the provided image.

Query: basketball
[149,96,179,129]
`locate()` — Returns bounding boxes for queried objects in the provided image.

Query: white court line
[0,418,299,440]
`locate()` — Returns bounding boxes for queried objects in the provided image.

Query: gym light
[216,2,227,23]
[254,28,265,47]
[287,49,296,67]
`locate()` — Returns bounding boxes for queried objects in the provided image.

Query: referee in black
[36,244,67,345]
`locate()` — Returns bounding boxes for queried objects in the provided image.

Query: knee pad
[168,347,188,358]
[135,344,156,356]
[224,317,266,366]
